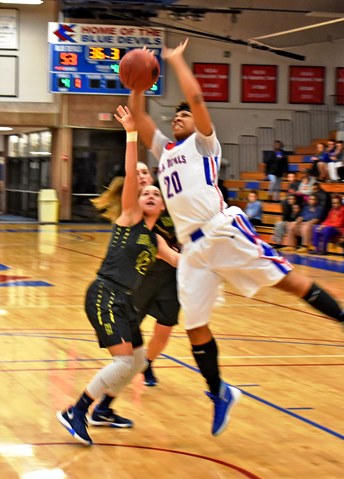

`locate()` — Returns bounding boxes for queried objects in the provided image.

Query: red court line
[208,332,344,343]
[28,442,262,479]
[225,290,341,320]
[55,244,103,259]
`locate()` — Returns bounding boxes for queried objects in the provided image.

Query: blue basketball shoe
[88,407,134,428]
[205,381,241,436]
[56,407,92,446]
[143,365,158,387]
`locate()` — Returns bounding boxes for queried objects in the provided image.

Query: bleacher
[223,140,344,254]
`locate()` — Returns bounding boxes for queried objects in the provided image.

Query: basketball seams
[119,49,159,91]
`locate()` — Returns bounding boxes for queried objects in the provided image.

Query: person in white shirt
[129,39,344,438]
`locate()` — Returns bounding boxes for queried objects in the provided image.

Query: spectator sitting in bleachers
[281,194,323,253]
[296,168,316,204]
[326,139,336,156]
[245,189,263,226]
[311,194,344,255]
[280,172,301,210]
[264,140,289,202]
[337,162,344,182]
[309,142,330,181]
[328,140,344,182]
[285,172,301,195]
[312,181,332,221]
[271,194,301,248]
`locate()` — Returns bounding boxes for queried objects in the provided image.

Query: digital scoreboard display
[48,23,165,95]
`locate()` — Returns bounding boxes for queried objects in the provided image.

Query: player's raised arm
[128,90,157,150]
[162,39,213,137]
[114,106,141,220]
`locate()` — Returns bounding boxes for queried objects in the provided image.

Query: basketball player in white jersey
[129,39,344,437]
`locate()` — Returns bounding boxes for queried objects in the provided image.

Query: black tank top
[150,210,180,273]
[153,210,178,248]
[98,220,157,291]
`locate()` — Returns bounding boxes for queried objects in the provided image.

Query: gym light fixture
[0,1,43,5]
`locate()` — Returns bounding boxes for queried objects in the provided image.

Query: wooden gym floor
[0,223,343,479]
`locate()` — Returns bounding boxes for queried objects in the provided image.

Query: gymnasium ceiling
[58,0,344,58]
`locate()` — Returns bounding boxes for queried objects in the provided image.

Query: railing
[222,96,344,179]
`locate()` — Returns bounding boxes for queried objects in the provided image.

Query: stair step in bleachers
[255,225,344,255]
[286,154,311,163]
[294,146,316,155]
[224,131,344,254]
[231,199,282,214]
[224,179,344,199]
[240,171,265,180]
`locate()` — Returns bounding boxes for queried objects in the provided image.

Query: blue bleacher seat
[227,190,238,199]
[288,164,299,172]
[245,181,260,189]
[303,155,313,163]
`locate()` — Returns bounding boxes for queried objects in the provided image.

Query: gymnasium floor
[0,223,343,479]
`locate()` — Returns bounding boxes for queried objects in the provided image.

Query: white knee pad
[87,355,134,399]
[106,347,147,396]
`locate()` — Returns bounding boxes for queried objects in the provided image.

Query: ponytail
[91,176,124,223]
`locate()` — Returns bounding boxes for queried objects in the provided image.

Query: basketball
[119,49,160,91]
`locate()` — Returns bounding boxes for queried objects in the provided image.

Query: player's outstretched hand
[114,105,136,132]
[142,46,156,57]
[162,38,188,64]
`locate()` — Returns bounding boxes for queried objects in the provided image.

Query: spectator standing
[264,140,289,202]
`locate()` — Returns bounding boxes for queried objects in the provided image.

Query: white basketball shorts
[178,207,292,330]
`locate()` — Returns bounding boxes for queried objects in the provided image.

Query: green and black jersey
[97,220,157,292]
[150,210,180,273]
[153,210,178,249]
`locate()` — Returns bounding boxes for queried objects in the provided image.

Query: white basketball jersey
[152,129,224,244]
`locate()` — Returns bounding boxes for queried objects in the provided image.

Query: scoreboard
[48,23,165,95]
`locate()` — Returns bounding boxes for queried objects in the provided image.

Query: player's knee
[107,355,134,389]
[133,346,147,374]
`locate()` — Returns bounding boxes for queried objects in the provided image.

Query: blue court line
[0,332,342,349]
[1,229,344,273]
[0,332,343,439]
[282,252,344,273]
[0,281,53,287]
[160,352,344,441]
[0,264,10,270]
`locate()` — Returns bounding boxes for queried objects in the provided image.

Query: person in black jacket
[265,140,289,202]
